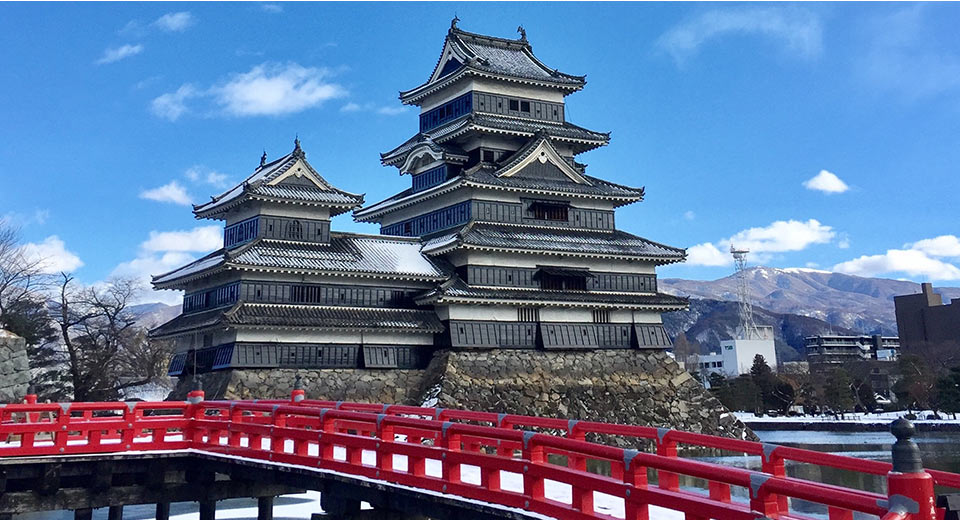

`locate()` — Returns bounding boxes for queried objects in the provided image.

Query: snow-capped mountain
[661,267,960,334]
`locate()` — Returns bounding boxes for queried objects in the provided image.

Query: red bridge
[1,388,957,520]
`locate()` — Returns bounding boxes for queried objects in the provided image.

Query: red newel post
[185,378,205,447]
[290,375,305,404]
[886,419,937,520]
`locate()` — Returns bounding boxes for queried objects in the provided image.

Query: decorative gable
[269,157,336,191]
[496,136,592,185]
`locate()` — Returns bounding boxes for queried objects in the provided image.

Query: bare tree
[49,274,170,401]
[0,221,47,315]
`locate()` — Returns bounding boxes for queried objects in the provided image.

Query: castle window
[482,150,495,162]
[534,266,592,291]
[528,200,569,221]
[509,99,519,111]
[520,101,530,113]
[592,310,610,323]
[285,220,303,240]
[518,307,540,322]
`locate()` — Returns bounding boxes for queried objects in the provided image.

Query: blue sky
[2,2,959,304]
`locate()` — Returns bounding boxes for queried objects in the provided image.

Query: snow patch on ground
[736,410,960,424]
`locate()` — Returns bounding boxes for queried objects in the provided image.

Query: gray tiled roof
[194,145,363,218]
[153,249,228,285]
[401,27,585,102]
[463,169,644,201]
[232,234,447,278]
[149,307,225,338]
[417,279,688,309]
[152,233,448,287]
[150,303,444,337]
[380,134,468,167]
[421,223,686,263]
[381,114,608,166]
[250,183,365,206]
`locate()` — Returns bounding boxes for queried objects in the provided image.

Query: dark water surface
[15,431,960,519]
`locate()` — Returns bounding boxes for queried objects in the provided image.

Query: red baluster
[655,431,679,491]
[522,433,545,503]
[442,424,461,484]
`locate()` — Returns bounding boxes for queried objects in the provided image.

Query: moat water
[15,430,960,519]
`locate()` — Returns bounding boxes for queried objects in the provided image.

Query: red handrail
[0,392,949,520]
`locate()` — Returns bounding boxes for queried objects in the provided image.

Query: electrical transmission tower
[730,245,758,340]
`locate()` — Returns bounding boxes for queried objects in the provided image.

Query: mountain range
[661,267,960,335]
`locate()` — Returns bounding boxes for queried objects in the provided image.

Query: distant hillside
[661,267,960,335]
[129,302,180,330]
[662,298,860,362]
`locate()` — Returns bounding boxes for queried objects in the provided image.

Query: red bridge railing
[0,388,953,520]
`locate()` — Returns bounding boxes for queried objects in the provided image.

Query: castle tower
[355,22,688,350]
[152,140,447,377]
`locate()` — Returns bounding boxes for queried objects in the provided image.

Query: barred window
[592,310,610,323]
[285,220,303,240]
[518,307,540,322]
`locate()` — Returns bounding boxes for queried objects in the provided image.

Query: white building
[695,326,777,378]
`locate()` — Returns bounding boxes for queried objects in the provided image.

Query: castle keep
[153,23,747,438]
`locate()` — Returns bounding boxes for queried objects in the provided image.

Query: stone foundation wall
[169,348,750,440]
[0,330,30,403]
[169,367,429,405]
[424,349,750,440]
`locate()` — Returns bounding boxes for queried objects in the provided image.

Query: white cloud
[150,84,197,121]
[683,210,696,221]
[340,102,365,112]
[185,166,230,188]
[803,170,849,194]
[261,4,283,13]
[214,63,345,117]
[376,105,410,116]
[154,12,195,32]
[685,219,836,266]
[686,242,730,267]
[907,235,960,258]
[141,226,222,253]
[95,44,143,65]
[838,236,851,249]
[20,236,84,274]
[111,251,196,305]
[657,7,822,64]
[111,225,224,305]
[833,249,960,281]
[725,219,835,253]
[3,209,50,227]
[140,181,192,205]
[341,102,409,116]
[152,63,345,120]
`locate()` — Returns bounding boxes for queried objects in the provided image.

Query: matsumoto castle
[152,22,689,378]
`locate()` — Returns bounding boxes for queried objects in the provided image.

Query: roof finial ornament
[450,15,460,31]
[260,149,267,168]
[293,135,304,158]
[517,25,527,42]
